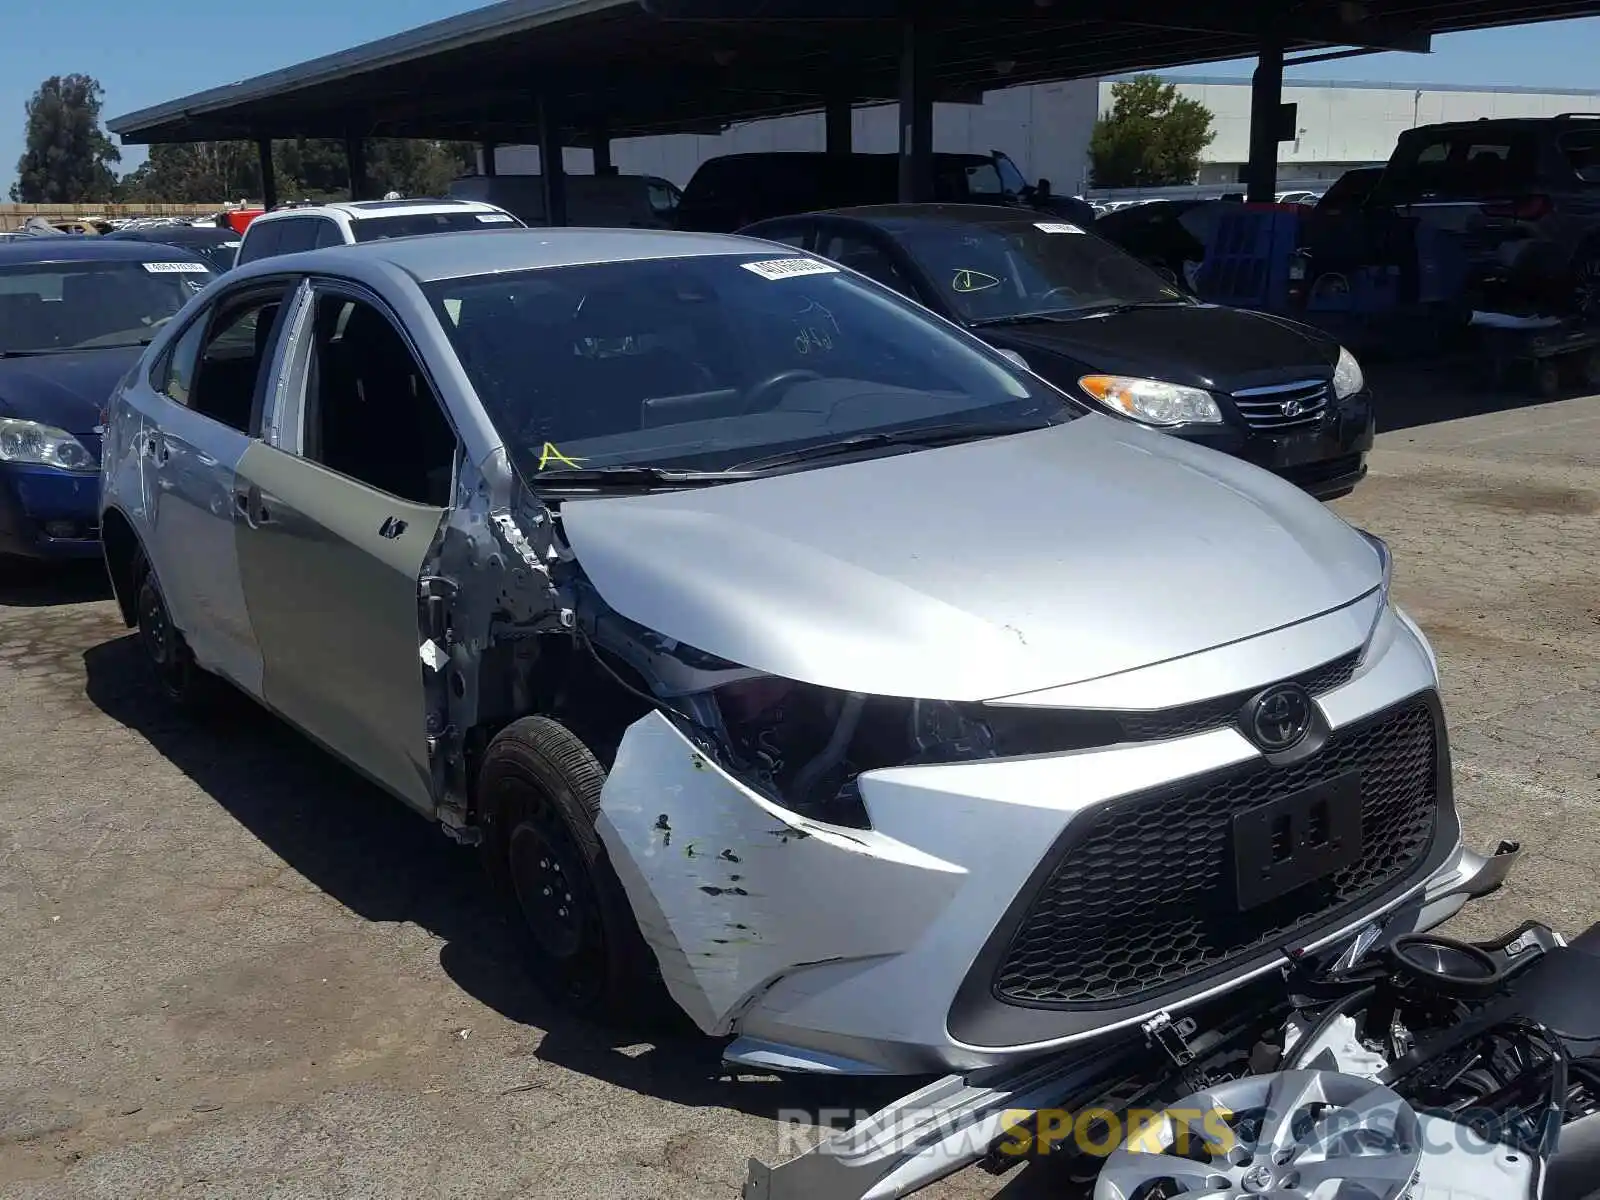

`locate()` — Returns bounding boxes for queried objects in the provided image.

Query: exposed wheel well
[100,507,143,627]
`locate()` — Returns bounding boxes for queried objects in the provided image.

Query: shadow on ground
[0,557,112,608]
[1368,358,1597,434]
[81,631,919,1128]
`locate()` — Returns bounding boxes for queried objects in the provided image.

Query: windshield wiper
[0,348,60,358]
[731,420,1050,472]
[969,310,1082,328]
[971,300,1192,328]
[528,465,745,489]
[1070,299,1195,318]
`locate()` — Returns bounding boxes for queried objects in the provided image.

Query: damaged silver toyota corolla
[100,229,1591,1198]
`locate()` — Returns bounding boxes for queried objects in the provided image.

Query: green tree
[116,137,477,204]
[11,74,122,203]
[119,141,263,203]
[1090,76,1215,189]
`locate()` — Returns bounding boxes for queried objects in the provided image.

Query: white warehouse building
[1154,76,1600,187]
[483,75,1600,199]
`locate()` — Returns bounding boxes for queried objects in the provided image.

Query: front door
[234,285,458,814]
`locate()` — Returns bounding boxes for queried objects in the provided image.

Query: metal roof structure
[106,0,1600,148]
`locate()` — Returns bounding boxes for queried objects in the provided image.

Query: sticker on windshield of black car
[475,213,516,223]
[1034,222,1085,234]
[741,258,838,281]
[951,269,1002,293]
[142,261,210,273]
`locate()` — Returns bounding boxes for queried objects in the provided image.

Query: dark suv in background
[673,150,1095,232]
[1369,114,1600,316]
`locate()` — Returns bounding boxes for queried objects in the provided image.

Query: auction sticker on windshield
[142,261,212,273]
[741,258,839,281]
[1034,222,1085,235]
[476,213,516,223]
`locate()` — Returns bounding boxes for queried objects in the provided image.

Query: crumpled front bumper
[595,599,1479,1077]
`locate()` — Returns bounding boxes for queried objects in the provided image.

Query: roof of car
[0,237,215,267]
[107,226,238,244]
[251,197,507,223]
[781,203,1044,228]
[234,225,778,283]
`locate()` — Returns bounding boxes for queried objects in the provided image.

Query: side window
[312,218,346,249]
[820,233,912,296]
[160,290,288,433]
[301,293,456,507]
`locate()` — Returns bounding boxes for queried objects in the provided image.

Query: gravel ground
[2,373,1597,1200]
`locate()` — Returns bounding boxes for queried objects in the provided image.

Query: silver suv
[99,227,1501,1079]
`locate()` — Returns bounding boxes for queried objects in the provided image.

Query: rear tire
[478,716,669,1026]
[132,556,214,709]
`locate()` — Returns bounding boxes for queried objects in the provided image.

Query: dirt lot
[3,376,1598,1200]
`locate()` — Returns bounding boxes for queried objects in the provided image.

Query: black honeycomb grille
[1115,650,1361,743]
[993,697,1440,1007]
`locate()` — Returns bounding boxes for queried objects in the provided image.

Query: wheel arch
[100,505,144,627]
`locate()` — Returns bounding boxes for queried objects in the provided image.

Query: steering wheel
[742,368,822,414]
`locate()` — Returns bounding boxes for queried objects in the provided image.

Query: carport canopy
[109,0,1600,213]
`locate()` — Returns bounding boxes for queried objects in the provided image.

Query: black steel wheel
[479,716,669,1024]
[134,559,208,707]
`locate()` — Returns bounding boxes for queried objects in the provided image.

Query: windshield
[890,216,1188,324]
[352,210,519,242]
[0,259,212,354]
[424,253,1077,482]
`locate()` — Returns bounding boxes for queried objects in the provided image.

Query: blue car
[0,239,216,560]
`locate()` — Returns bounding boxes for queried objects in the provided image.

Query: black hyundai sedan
[739,205,1374,499]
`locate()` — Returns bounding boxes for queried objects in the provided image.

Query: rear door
[144,278,301,693]
[233,280,457,815]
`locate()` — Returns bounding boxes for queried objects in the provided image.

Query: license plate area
[1232,771,1363,910]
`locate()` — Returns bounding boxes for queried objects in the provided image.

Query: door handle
[234,484,266,528]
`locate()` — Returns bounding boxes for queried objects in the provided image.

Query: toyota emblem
[1247,684,1314,752]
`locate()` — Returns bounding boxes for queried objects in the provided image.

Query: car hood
[0,348,139,434]
[558,416,1383,702]
[981,304,1338,394]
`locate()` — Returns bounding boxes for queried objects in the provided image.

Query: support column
[481,139,498,176]
[344,134,368,202]
[537,95,568,226]
[592,130,616,176]
[257,137,277,210]
[825,93,853,157]
[1246,38,1284,204]
[897,15,934,202]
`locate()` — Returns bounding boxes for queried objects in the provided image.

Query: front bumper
[1172,389,1375,500]
[596,595,1461,1076]
[0,462,102,559]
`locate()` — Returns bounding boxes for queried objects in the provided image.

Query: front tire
[478,716,667,1025]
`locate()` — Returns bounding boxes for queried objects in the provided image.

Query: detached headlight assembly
[0,417,97,473]
[1077,375,1222,425]
[1333,345,1365,399]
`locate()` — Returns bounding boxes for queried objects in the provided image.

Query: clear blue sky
[4,3,1600,195]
